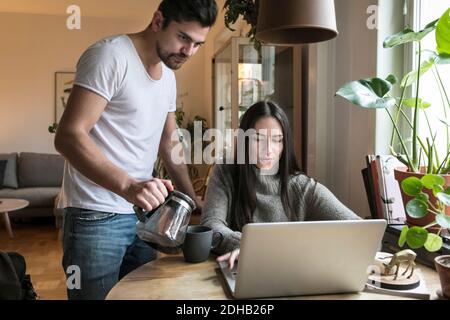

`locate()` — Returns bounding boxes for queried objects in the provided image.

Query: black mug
[182,225,222,263]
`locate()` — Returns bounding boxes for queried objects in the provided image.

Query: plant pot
[394,167,450,231]
[434,255,450,299]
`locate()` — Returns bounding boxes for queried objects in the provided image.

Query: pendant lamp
[256,0,338,45]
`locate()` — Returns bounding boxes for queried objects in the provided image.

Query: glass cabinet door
[213,37,300,164]
[237,40,294,131]
[212,40,233,160]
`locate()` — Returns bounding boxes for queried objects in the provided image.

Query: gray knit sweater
[201,165,360,255]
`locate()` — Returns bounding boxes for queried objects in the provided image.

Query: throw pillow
[18,152,64,188]
[0,160,7,189]
[0,153,19,189]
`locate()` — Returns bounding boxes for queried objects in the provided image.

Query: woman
[201,101,360,268]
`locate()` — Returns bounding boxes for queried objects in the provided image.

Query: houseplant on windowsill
[398,172,450,298]
[336,8,450,298]
[336,8,450,229]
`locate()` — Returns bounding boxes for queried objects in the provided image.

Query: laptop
[219,219,387,299]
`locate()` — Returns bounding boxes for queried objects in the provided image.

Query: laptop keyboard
[219,261,238,275]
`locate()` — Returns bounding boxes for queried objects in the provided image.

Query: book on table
[362,155,406,225]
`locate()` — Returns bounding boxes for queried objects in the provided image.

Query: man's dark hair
[157,0,218,29]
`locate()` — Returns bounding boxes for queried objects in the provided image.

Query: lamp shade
[256,0,338,45]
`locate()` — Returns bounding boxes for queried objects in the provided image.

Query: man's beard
[156,42,188,70]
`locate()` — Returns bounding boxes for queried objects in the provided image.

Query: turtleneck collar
[251,165,281,195]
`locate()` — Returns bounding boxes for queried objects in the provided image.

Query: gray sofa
[0,152,64,221]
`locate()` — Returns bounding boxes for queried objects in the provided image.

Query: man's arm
[54,85,172,211]
[159,112,202,209]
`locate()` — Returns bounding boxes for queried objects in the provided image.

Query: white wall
[0,0,223,154]
[174,0,230,125]
[376,0,405,155]
[308,0,379,218]
[174,49,206,122]
[0,0,155,19]
[0,12,148,153]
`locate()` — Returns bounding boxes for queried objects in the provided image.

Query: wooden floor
[0,214,202,300]
[0,220,67,300]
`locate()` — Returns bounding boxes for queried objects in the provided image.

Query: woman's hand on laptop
[217,249,240,270]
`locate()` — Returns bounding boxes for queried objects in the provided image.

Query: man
[54,0,218,300]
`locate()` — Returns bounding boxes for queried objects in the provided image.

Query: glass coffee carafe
[135,190,196,254]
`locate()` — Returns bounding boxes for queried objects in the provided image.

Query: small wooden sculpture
[381,249,417,280]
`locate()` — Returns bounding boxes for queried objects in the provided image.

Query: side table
[0,198,30,238]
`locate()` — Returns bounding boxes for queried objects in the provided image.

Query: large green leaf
[406,199,428,218]
[437,192,450,206]
[398,226,409,247]
[401,98,431,109]
[437,8,450,55]
[436,213,450,228]
[384,19,438,48]
[405,227,428,249]
[422,174,445,188]
[401,57,436,87]
[385,74,398,85]
[424,233,443,252]
[401,177,423,196]
[335,78,395,109]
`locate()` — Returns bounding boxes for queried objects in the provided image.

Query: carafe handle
[133,205,148,222]
[133,191,173,222]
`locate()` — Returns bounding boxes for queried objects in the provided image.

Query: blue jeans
[62,207,157,300]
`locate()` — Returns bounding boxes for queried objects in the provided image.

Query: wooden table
[0,198,29,238]
[106,254,442,300]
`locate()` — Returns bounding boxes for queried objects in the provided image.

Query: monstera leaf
[335,78,395,109]
[384,19,438,48]
[437,8,450,55]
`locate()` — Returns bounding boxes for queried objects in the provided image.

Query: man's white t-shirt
[58,34,176,214]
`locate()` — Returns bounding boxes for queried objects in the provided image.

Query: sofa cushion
[0,153,19,189]
[18,152,64,188]
[0,187,61,207]
[0,160,7,188]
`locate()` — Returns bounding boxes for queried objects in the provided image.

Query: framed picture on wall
[55,71,75,122]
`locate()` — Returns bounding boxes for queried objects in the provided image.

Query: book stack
[362,155,406,225]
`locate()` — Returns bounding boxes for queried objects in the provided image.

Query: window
[415,1,450,163]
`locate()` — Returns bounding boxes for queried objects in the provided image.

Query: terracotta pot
[434,255,450,299]
[394,167,450,231]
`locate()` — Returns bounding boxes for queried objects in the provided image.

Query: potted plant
[434,254,450,299]
[223,0,261,51]
[398,172,450,298]
[336,8,450,298]
[336,8,450,227]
